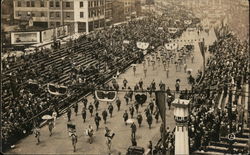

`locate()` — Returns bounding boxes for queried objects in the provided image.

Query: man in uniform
[123,110,129,125]
[102,109,108,124]
[147,113,153,129]
[129,105,135,118]
[81,107,87,123]
[88,103,94,117]
[95,113,101,131]
[130,122,137,139]
[116,97,121,111]
[108,103,114,117]
[137,112,143,127]
[67,108,71,122]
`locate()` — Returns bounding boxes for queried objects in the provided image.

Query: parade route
[6,29,216,155]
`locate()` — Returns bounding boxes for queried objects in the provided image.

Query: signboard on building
[11,31,40,45]
[41,29,54,42]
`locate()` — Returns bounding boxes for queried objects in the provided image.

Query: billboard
[41,29,54,42]
[55,25,68,38]
[11,32,40,45]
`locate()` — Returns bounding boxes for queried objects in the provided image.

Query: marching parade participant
[102,109,108,124]
[88,102,94,117]
[94,113,101,131]
[104,127,115,154]
[123,110,129,125]
[86,125,94,144]
[108,103,114,118]
[137,112,143,127]
[81,107,87,123]
[33,126,40,145]
[71,133,77,152]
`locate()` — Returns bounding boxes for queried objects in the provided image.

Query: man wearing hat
[137,113,143,127]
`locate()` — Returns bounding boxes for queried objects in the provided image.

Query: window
[17,1,21,7]
[56,1,60,7]
[26,1,30,7]
[56,22,60,26]
[66,12,70,18]
[41,12,45,17]
[66,2,70,7]
[80,2,83,7]
[16,11,21,17]
[50,12,54,18]
[56,12,60,17]
[31,1,35,7]
[40,1,45,7]
[80,12,84,18]
[50,1,54,7]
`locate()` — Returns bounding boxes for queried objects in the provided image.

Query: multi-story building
[13,0,105,33]
[112,0,138,23]
[105,0,112,26]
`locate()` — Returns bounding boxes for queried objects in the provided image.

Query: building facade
[13,0,105,33]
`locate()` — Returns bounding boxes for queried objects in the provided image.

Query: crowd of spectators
[188,31,249,154]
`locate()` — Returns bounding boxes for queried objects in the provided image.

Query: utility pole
[228,89,233,154]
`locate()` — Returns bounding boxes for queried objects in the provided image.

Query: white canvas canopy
[136,42,149,50]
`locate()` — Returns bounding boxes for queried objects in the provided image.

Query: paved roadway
[6,29,216,155]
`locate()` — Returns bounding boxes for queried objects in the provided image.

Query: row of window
[88,0,104,8]
[15,11,74,19]
[88,9,104,18]
[16,1,72,8]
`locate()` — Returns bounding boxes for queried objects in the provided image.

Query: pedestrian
[147,113,153,129]
[82,97,88,108]
[48,120,54,136]
[129,105,135,118]
[105,127,115,154]
[131,122,137,139]
[81,107,87,123]
[102,109,108,124]
[149,100,154,114]
[33,127,40,145]
[52,109,57,127]
[175,81,180,93]
[123,110,129,125]
[94,99,99,111]
[139,78,143,89]
[184,63,187,73]
[88,103,94,117]
[166,67,169,78]
[191,54,194,63]
[67,108,71,122]
[133,66,136,76]
[116,97,121,111]
[71,133,77,152]
[123,78,128,88]
[154,108,160,123]
[108,103,114,117]
[167,97,172,110]
[124,92,129,105]
[95,113,101,131]
[148,141,153,155]
[145,108,150,118]
[134,101,139,113]
[137,113,143,127]
[143,67,147,77]
[74,102,78,116]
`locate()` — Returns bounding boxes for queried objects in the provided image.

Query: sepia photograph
[1,0,249,154]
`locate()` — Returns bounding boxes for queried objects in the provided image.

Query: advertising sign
[11,32,40,45]
[41,29,54,42]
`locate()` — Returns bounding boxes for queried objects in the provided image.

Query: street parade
[1,0,249,154]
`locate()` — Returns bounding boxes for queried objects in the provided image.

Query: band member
[88,102,94,117]
[95,113,102,131]
[137,113,143,127]
[108,103,114,117]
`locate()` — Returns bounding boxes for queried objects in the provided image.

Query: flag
[155,91,166,121]
[198,39,205,59]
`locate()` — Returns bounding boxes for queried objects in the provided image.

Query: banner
[155,91,166,121]
[165,43,178,50]
[95,90,117,102]
[187,28,196,32]
[168,28,178,34]
[123,40,130,44]
[184,20,192,25]
[11,32,40,45]
[48,83,68,95]
[136,42,149,50]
